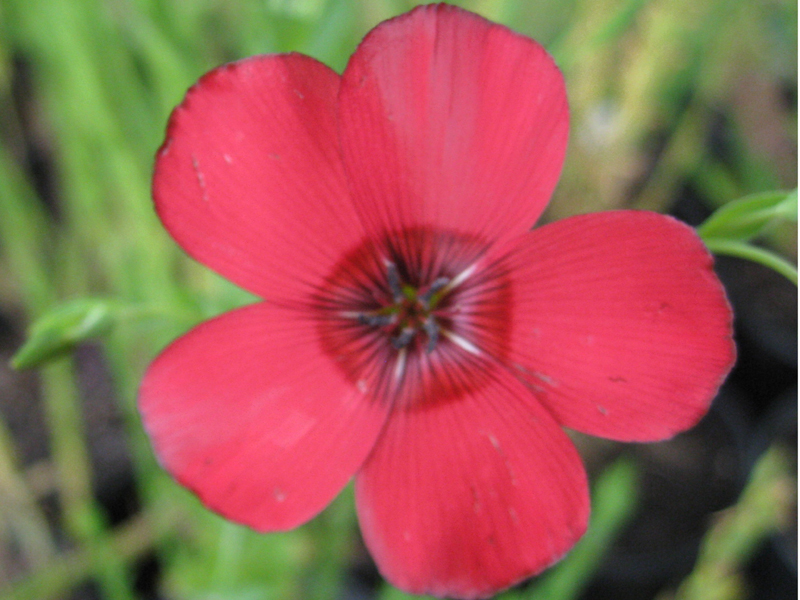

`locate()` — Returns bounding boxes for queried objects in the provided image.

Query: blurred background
[0,0,796,599]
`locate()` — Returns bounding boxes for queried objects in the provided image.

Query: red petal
[154,54,362,301]
[139,303,389,531]
[338,4,567,248]
[503,211,736,442]
[355,366,589,599]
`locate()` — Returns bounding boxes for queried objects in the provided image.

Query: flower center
[357,262,454,353]
[313,228,511,408]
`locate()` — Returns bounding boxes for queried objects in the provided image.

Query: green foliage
[671,446,796,600]
[11,298,119,369]
[699,189,798,284]
[698,189,798,242]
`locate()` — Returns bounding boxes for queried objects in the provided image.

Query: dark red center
[312,228,512,409]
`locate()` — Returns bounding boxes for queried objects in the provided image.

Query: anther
[386,261,403,301]
[391,327,416,349]
[423,316,440,353]
[357,313,396,328]
[420,276,451,308]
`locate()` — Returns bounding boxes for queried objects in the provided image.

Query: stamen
[385,261,403,301]
[338,311,363,319]
[442,330,482,355]
[357,313,396,327]
[442,263,477,294]
[394,347,407,381]
[419,276,451,308]
[391,327,416,349]
[423,316,439,353]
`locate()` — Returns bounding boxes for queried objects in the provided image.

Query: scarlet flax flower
[140,4,735,598]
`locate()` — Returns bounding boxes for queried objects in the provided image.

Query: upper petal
[355,366,589,599]
[153,53,363,302]
[338,4,568,250]
[139,303,389,531]
[502,211,736,442]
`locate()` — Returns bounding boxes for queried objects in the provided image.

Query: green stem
[0,418,56,569]
[704,238,798,285]
[211,522,246,588]
[0,511,177,600]
[305,484,357,600]
[40,359,135,600]
[670,446,795,600]
[516,458,639,600]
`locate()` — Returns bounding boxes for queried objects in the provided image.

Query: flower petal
[355,366,589,599]
[503,211,736,442]
[338,4,568,249]
[154,53,362,302]
[139,303,389,531]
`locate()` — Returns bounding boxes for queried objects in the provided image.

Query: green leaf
[698,189,797,243]
[11,298,119,369]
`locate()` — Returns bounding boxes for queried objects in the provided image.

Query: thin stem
[704,238,798,285]
[514,458,639,600]
[211,522,246,588]
[304,484,357,600]
[40,359,135,600]
[671,446,795,600]
[0,511,177,600]
[0,418,56,569]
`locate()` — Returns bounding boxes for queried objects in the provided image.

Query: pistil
[354,262,455,354]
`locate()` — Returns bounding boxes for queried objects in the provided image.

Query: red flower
[140,4,735,599]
